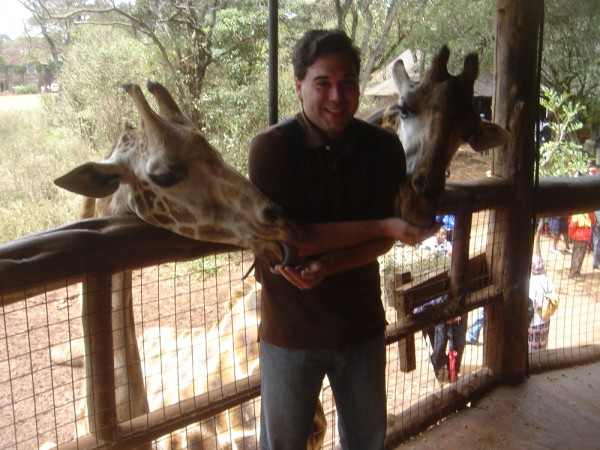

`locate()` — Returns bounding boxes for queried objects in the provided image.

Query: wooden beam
[0,214,237,306]
[489,0,544,384]
[82,271,118,442]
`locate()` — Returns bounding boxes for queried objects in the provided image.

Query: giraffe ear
[467,120,512,152]
[54,162,125,198]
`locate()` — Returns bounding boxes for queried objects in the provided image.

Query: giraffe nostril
[412,173,427,194]
[263,204,288,224]
[412,173,443,201]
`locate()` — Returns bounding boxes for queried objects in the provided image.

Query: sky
[0,0,34,39]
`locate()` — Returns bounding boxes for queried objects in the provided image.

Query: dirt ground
[447,146,493,181]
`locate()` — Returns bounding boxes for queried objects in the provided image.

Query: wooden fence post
[82,271,118,443]
[487,0,544,383]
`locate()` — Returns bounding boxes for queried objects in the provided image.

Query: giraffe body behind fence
[138,280,325,448]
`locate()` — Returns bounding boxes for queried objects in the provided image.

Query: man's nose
[329,85,342,101]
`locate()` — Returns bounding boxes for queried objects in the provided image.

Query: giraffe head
[55,82,303,264]
[369,46,511,226]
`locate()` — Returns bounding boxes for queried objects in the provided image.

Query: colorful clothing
[568,213,596,277]
[528,273,556,350]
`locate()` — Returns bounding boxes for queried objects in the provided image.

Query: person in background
[248,29,438,449]
[436,214,455,241]
[528,255,557,350]
[428,307,467,383]
[418,226,465,382]
[466,307,484,345]
[568,212,596,278]
[592,210,600,269]
[414,293,467,383]
[546,216,571,255]
[421,226,452,256]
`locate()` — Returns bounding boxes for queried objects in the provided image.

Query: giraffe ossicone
[54,81,303,265]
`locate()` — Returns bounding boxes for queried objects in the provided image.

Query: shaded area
[396,362,600,449]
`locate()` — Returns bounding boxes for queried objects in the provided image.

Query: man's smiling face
[295,52,360,139]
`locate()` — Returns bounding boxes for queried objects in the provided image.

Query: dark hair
[292,29,361,80]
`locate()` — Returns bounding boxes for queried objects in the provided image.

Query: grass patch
[380,242,453,310]
[0,107,96,243]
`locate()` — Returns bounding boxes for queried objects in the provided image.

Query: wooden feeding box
[394,253,492,372]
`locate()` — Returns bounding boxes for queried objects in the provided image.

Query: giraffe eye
[149,171,184,188]
[147,161,187,187]
[397,104,411,120]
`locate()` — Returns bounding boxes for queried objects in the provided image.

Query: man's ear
[294,79,303,102]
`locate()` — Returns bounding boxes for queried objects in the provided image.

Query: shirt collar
[296,112,358,154]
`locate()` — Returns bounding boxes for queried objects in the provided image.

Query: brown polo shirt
[248,113,406,349]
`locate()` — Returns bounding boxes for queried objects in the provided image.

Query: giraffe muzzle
[395,181,440,228]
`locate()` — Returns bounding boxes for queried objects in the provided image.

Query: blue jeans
[259,334,387,450]
[429,316,468,375]
[467,307,484,342]
[593,223,600,267]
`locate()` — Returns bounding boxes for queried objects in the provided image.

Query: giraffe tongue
[277,241,299,267]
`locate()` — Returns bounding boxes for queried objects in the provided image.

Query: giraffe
[365,45,512,226]
[55,82,304,265]
[138,278,326,449]
[52,81,323,449]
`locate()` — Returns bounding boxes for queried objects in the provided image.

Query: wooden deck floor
[395,362,600,449]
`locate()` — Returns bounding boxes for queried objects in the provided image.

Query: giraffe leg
[307,400,326,450]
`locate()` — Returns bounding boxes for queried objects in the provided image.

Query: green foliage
[43,26,163,153]
[12,84,40,95]
[540,86,585,142]
[198,30,300,175]
[0,108,94,242]
[403,0,496,76]
[539,141,589,177]
[199,69,269,174]
[14,64,26,74]
[544,0,600,128]
[539,86,589,176]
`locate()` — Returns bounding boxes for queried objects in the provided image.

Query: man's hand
[274,217,440,290]
[274,260,327,290]
[383,217,441,245]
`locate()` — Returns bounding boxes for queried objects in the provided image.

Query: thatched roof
[365,49,493,98]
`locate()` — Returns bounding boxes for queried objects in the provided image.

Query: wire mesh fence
[0,208,599,449]
[529,217,600,364]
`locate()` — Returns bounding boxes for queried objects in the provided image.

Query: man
[249,29,437,449]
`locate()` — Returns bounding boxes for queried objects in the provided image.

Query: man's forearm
[297,218,437,256]
[317,237,395,276]
[297,220,387,256]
